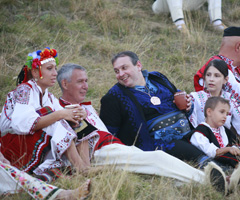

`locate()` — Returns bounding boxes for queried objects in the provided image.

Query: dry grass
[1,0,240,199]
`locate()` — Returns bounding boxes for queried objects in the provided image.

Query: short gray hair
[57,63,86,90]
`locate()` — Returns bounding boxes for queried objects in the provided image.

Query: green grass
[1,0,240,199]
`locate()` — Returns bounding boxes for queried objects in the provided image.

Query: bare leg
[64,140,89,172]
[76,140,105,176]
[56,179,91,200]
[77,140,91,167]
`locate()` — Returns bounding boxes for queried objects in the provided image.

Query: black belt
[148,111,190,134]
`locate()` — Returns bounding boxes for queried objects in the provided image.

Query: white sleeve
[190,132,218,158]
[11,90,40,135]
[230,99,240,135]
[189,92,198,128]
[227,70,240,96]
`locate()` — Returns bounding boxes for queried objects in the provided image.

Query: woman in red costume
[0,47,99,177]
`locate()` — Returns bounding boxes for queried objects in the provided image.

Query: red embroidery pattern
[55,131,75,159]
[14,84,31,104]
[212,128,224,148]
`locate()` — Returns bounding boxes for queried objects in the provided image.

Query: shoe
[198,155,212,169]
[213,22,228,31]
[204,161,228,195]
[176,24,190,36]
[229,164,240,192]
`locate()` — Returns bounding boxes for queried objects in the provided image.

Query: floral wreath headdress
[21,47,59,83]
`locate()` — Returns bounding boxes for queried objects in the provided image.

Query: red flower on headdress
[40,49,51,60]
[50,49,57,57]
[32,58,41,69]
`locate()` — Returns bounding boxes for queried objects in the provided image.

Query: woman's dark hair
[16,66,32,86]
[16,66,26,85]
[203,59,228,78]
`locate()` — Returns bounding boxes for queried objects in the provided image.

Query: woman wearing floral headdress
[0,47,99,178]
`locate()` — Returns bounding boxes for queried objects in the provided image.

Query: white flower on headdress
[28,51,41,60]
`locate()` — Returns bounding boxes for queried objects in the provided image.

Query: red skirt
[0,130,51,173]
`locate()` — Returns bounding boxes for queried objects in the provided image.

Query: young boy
[189,96,240,168]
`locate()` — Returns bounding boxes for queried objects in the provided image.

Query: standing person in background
[152,0,227,33]
[194,26,240,102]
[0,48,99,179]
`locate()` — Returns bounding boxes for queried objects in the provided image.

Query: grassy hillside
[1,0,240,199]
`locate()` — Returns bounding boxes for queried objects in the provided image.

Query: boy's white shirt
[190,122,229,158]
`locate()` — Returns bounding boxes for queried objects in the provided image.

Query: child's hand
[216,147,240,156]
[228,147,240,156]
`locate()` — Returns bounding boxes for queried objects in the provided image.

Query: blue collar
[135,70,158,94]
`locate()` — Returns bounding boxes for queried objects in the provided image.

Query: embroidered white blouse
[0,80,63,136]
[189,89,240,135]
